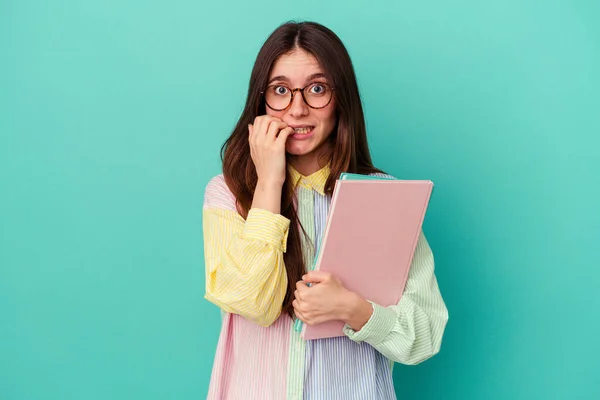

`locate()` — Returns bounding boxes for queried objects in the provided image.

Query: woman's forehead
[269,49,325,84]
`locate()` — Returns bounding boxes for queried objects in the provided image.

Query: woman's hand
[248,116,294,214]
[293,271,374,331]
[248,116,294,188]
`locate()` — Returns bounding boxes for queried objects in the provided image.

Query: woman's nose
[288,91,309,117]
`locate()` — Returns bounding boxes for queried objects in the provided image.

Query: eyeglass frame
[260,82,335,111]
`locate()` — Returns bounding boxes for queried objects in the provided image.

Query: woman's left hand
[293,271,373,329]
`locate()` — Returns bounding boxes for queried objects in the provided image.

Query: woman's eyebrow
[267,73,327,85]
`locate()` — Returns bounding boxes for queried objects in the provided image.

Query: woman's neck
[288,146,332,176]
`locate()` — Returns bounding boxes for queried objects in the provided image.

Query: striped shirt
[203,164,449,400]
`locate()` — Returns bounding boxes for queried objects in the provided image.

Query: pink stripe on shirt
[208,313,292,400]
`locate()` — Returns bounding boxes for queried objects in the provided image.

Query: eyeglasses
[261,82,335,111]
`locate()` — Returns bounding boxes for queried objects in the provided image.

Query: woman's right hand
[248,116,294,188]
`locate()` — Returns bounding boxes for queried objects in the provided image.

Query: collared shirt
[287,163,329,195]
[202,164,448,400]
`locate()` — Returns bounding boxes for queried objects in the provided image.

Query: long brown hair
[221,21,382,319]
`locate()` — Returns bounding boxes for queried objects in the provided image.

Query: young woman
[202,21,448,400]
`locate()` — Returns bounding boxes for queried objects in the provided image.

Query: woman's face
[266,48,337,167]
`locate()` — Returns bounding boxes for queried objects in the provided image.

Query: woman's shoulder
[204,174,237,212]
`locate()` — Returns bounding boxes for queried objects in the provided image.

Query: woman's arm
[343,231,449,365]
[203,175,289,327]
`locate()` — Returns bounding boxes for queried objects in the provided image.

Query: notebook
[300,173,434,340]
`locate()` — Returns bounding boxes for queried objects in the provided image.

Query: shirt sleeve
[343,231,449,365]
[202,175,290,327]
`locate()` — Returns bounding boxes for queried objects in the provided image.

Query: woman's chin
[285,143,314,156]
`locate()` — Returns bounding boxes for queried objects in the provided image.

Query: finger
[253,117,266,145]
[248,124,257,152]
[296,280,310,291]
[259,115,282,125]
[294,289,301,300]
[253,117,281,147]
[293,304,307,323]
[265,120,288,141]
[292,299,301,312]
[302,270,331,284]
[253,116,280,136]
[275,126,294,145]
[248,124,254,146]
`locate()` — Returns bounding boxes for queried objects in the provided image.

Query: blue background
[1,1,599,398]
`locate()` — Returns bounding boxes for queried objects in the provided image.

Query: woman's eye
[274,86,289,95]
[309,84,326,94]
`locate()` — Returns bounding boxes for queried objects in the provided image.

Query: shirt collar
[287,163,330,196]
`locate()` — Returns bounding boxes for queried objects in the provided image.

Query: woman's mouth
[292,126,314,135]
[291,127,314,140]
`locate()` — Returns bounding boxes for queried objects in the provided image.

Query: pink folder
[301,178,434,340]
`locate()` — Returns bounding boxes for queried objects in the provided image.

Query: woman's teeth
[293,127,313,134]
